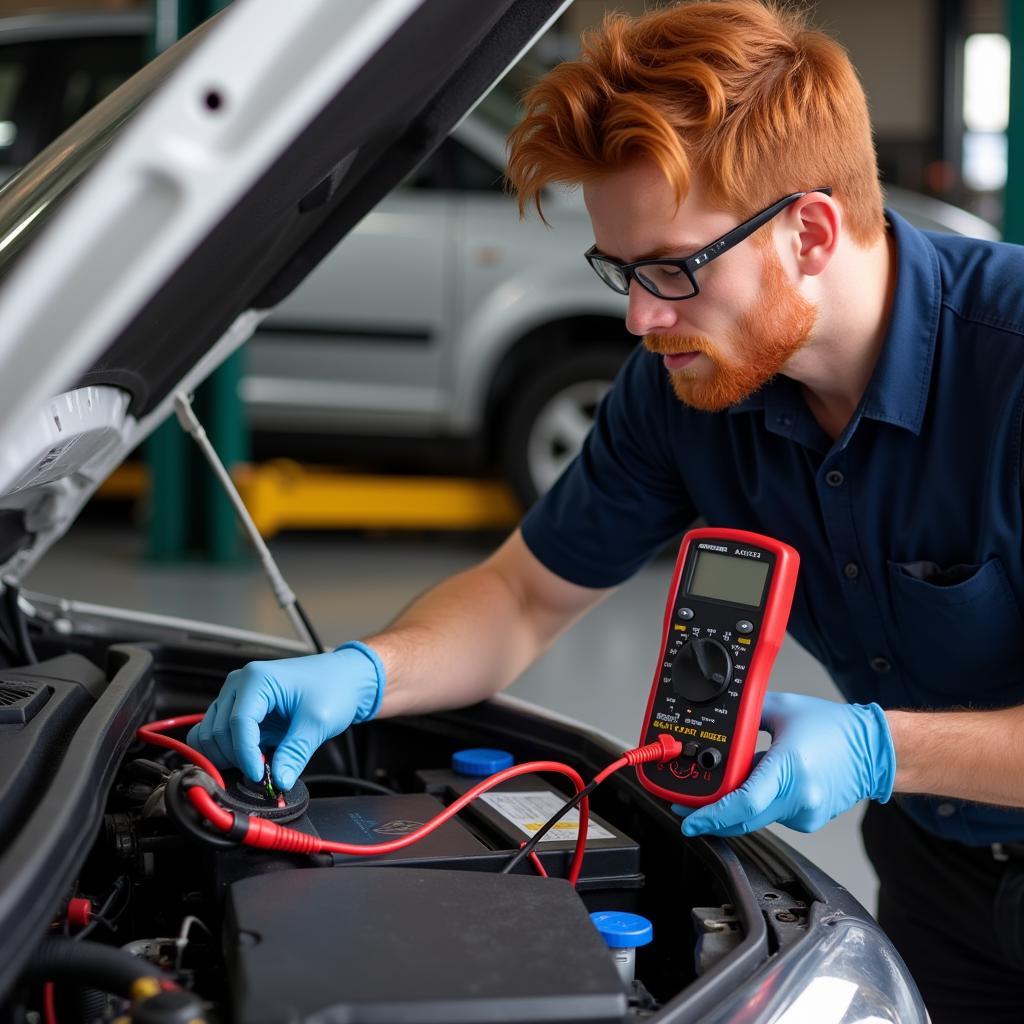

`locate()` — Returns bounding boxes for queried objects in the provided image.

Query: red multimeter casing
[637,527,799,807]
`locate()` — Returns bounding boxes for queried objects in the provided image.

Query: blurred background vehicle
[0,8,1001,506]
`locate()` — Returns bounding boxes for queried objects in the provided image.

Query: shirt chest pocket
[887,557,1024,703]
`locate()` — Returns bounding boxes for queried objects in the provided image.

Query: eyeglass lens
[634,264,697,299]
[590,256,698,298]
[592,259,628,293]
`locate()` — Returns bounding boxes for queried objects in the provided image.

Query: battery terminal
[261,761,286,807]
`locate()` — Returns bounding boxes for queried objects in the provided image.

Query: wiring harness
[138,715,682,887]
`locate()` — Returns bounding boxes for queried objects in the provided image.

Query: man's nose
[624,279,678,337]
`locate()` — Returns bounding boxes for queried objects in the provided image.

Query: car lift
[100,462,521,538]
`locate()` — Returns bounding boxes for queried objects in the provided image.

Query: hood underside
[0,0,569,580]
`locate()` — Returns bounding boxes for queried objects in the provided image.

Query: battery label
[479,791,615,841]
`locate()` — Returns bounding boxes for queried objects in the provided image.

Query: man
[188,3,1024,1020]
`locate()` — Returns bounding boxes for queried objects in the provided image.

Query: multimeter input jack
[680,742,722,771]
[697,748,722,771]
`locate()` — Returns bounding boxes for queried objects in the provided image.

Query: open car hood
[0,0,569,581]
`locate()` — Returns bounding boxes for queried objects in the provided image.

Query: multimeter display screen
[687,550,769,606]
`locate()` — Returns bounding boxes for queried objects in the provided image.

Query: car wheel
[500,347,624,507]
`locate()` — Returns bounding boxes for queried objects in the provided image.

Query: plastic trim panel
[0,644,154,997]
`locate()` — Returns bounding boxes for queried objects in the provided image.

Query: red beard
[644,248,818,411]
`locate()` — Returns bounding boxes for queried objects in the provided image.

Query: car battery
[215,781,642,894]
[417,765,643,891]
[308,792,505,868]
[213,792,513,890]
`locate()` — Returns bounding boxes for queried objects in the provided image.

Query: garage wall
[813,0,936,140]
[815,0,938,190]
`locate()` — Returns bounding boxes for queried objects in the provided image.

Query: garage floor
[23,523,878,911]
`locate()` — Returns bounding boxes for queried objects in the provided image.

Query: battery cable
[138,716,681,887]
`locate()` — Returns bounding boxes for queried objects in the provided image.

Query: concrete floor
[24,522,878,911]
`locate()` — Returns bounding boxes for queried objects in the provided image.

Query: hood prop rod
[171,392,319,652]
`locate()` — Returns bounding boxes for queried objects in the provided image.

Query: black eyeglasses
[585,187,832,300]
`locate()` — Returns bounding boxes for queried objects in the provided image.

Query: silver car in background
[0,9,999,504]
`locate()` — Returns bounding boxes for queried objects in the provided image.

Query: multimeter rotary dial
[672,637,733,705]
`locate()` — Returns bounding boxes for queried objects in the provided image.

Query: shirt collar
[729,209,940,437]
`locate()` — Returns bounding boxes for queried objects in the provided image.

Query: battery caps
[589,911,654,949]
[452,748,514,776]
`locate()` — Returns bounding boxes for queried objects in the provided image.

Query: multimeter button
[671,637,732,704]
[698,748,722,770]
[735,620,753,634]
[682,742,700,758]
[678,607,695,620]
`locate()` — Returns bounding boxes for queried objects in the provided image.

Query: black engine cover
[224,866,627,1024]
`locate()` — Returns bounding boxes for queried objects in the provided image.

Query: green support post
[198,349,249,563]
[145,0,247,564]
[145,413,192,562]
[1007,0,1024,243]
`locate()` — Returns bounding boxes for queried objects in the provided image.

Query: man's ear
[790,192,839,277]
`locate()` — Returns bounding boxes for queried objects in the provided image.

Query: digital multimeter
[637,527,799,807]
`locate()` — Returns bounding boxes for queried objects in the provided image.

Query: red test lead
[138,717,682,888]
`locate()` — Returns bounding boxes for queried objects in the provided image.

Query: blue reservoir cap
[452,748,514,776]
[590,911,654,948]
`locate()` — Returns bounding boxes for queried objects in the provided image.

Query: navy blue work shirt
[522,210,1024,845]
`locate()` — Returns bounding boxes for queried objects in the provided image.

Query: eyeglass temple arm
[684,187,832,271]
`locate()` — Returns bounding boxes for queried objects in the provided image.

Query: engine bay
[0,616,813,1023]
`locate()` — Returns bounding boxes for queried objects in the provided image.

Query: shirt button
[825,470,845,487]
[936,803,956,817]
[870,656,892,673]
[843,562,860,579]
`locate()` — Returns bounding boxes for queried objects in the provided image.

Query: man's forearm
[361,534,609,719]
[887,704,1024,807]
[363,564,543,717]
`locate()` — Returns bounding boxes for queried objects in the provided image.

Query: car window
[449,137,504,192]
[472,55,544,134]
[55,36,146,137]
[0,23,209,276]
[407,137,503,193]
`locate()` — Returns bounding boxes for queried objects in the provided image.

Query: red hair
[506,0,884,246]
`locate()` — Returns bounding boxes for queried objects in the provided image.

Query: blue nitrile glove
[186,641,385,791]
[674,692,896,837]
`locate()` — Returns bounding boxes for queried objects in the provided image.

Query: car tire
[500,346,624,508]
